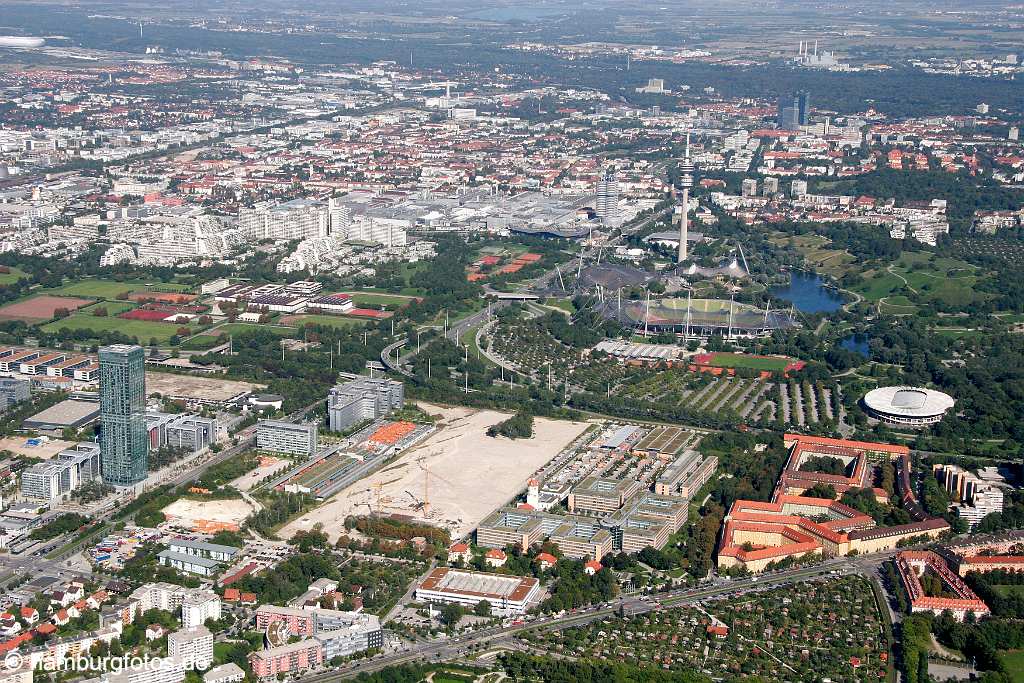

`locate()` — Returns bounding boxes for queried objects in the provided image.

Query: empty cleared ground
[280,403,590,541]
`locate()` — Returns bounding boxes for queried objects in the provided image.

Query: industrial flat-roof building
[22,398,100,432]
[157,550,222,577]
[415,568,540,615]
[166,539,239,563]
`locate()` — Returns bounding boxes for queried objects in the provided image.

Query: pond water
[840,334,871,359]
[769,271,845,314]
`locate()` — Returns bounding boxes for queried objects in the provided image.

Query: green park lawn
[853,271,905,301]
[46,279,187,299]
[341,291,420,308]
[78,300,136,315]
[706,352,792,372]
[1002,650,1024,683]
[878,296,919,315]
[211,323,296,337]
[282,314,368,329]
[0,267,28,285]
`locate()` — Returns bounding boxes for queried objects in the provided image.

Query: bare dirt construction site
[0,436,76,459]
[161,497,254,532]
[280,404,590,542]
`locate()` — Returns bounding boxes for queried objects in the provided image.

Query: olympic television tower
[677,134,696,264]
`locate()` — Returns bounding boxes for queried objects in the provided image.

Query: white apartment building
[168,626,214,669]
[240,199,328,241]
[181,590,222,629]
[257,420,319,457]
[129,583,221,630]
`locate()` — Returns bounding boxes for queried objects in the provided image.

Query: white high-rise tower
[677,134,695,264]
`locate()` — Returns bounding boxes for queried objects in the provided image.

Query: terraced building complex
[718,435,951,573]
[896,550,990,621]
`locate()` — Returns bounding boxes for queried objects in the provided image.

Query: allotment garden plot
[520,576,890,683]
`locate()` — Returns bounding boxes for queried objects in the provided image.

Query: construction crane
[415,455,456,519]
[367,481,393,516]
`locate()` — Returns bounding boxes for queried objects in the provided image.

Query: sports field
[0,295,93,323]
[80,300,135,315]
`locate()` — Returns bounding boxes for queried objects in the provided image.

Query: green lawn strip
[79,300,136,315]
[47,279,188,298]
[214,323,296,337]
[1001,650,1024,683]
[41,315,193,343]
[283,314,369,330]
[460,324,497,369]
[0,267,28,285]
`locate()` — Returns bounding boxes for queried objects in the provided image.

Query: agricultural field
[519,576,890,683]
[0,295,93,323]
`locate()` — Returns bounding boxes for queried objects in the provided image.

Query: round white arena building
[862,386,955,426]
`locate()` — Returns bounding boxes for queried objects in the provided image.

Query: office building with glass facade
[99,344,148,486]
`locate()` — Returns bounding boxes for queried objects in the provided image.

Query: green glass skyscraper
[99,344,148,486]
